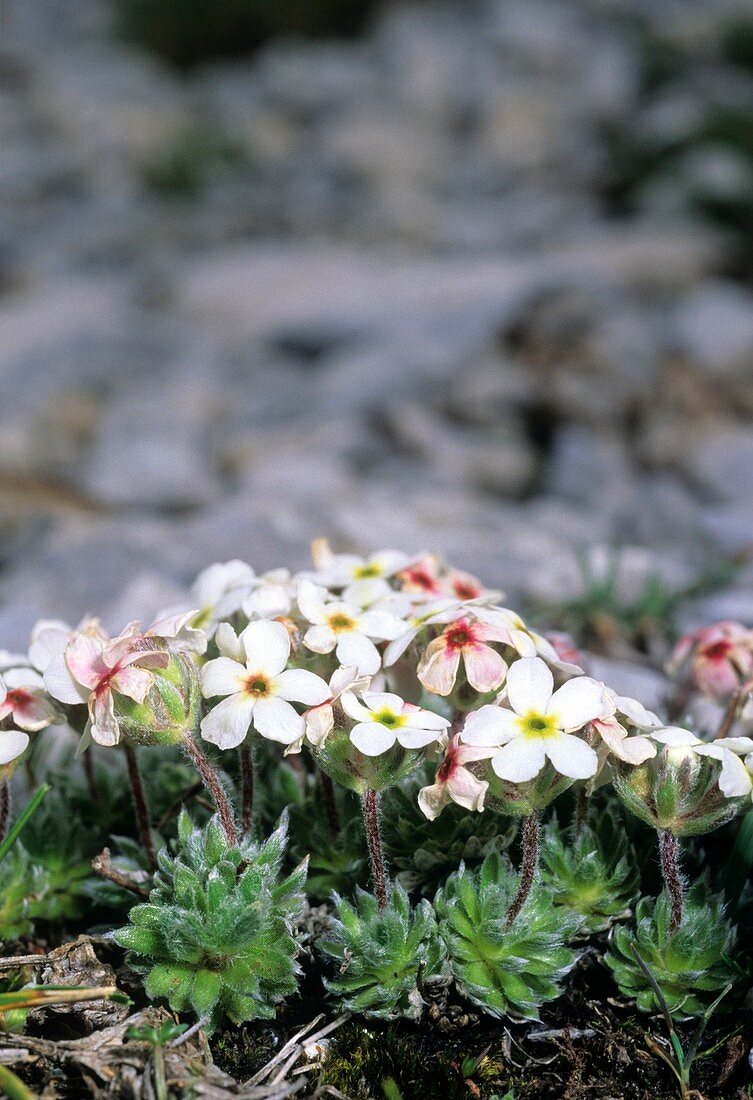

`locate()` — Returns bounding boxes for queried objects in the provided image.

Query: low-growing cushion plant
[605,881,744,1019]
[434,851,581,1020]
[319,882,447,1020]
[114,810,307,1031]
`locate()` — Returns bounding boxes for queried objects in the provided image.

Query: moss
[318,1023,472,1100]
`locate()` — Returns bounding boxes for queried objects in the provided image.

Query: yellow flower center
[373,708,406,729]
[353,563,381,579]
[518,711,558,738]
[327,612,356,633]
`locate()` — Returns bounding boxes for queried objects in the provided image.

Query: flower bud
[114,652,202,747]
[613,747,745,836]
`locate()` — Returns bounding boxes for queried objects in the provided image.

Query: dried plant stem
[183,733,237,846]
[123,743,157,868]
[320,771,340,839]
[659,829,684,933]
[92,847,149,898]
[505,812,540,928]
[239,741,255,836]
[361,789,388,912]
[0,779,9,843]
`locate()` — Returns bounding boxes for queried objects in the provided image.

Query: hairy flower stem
[239,742,254,837]
[82,747,99,807]
[320,771,340,839]
[183,733,237,846]
[505,813,540,928]
[124,743,157,868]
[715,687,746,741]
[659,829,684,933]
[362,789,388,912]
[574,787,589,836]
[0,779,9,843]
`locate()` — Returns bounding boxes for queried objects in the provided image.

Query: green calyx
[114,810,307,1031]
[434,851,580,1020]
[540,812,639,933]
[319,882,447,1020]
[310,717,431,795]
[115,652,202,747]
[484,763,575,817]
[613,751,746,836]
[605,882,744,1020]
[382,769,516,895]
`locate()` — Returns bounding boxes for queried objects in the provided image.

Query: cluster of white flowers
[2,540,752,833]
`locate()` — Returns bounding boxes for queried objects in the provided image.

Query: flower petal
[417,781,450,820]
[462,705,518,746]
[340,690,375,722]
[253,696,305,744]
[718,751,753,798]
[200,693,256,749]
[506,657,553,716]
[463,644,507,694]
[417,639,460,696]
[241,620,290,676]
[44,654,89,705]
[276,668,330,706]
[335,631,382,676]
[349,721,397,756]
[491,737,547,781]
[548,676,608,730]
[303,624,336,655]
[0,729,29,765]
[447,767,490,813]
[201,657,248,699]
[545,733,599,779]
[397,725,445,749]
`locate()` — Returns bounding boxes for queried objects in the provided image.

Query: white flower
[382,599,464,667]
[192,560,257,629]
[340,690,450,757]
[310,538,410,603]
[651,726,753,798]
[591,689,660,765]
[242,568,293,619]
[0,668,59,731]
[299,665,371,751]
[297,580,404,675]
[28,617,105,674]
[200,619,330,749]
[418,733,496,820]
[462,656,609,781]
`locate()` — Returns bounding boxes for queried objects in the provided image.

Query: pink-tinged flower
[383,599,464,667]
[590,690,660,765]
[44,624,170,747]
[462,657,609,781]
[545,632,584,670]
[0,668,59,731]
[144,610,207,655]
[417,615,510,696]
[340,690,450,756]
[474,607,583,675]
[444,569,488,601]
[297,580,404,676]
[395,555,445,598]
[418,733,496,820]
[298,665,371,752]
[668,621,753,701]
[28,617,106,674]
[200,619,330,749]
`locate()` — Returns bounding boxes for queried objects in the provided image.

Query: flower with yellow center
[297,580,404,675]
[340,690,450,757]
[462,657,610,781]
[200,619,330,748]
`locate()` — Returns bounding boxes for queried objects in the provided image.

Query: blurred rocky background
[2,0,753,656]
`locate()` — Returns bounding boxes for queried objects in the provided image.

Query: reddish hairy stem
[362,789,388,912]
[0,779,9,843]
[183,733,237,846]
[505,813,540,928]
[239,742,255,837]
[123,743,156,868]
[320,771,340,840]
[715,687,746,741]
[659,829,684,933]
